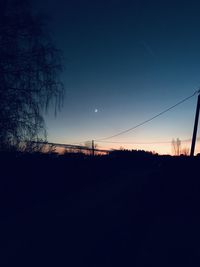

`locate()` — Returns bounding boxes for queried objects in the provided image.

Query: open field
[1,152,200,266]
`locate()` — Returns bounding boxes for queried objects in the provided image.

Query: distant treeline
[1,147,200,160]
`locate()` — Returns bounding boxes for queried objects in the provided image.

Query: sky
[33,0,200,155]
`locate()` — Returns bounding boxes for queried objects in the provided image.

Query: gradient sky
[33,0,200,154]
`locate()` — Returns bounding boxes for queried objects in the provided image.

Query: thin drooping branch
[0,0,64,151]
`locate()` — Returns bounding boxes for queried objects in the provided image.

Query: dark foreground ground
[1,151,200,266]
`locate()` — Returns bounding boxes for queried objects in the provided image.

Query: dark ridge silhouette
[1,150,200,266]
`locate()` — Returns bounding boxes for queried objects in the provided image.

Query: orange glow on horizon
[47,138,200,156]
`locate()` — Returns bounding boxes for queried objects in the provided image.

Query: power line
[97,140,172,145]
[96,138,193,145]
[31,141,110,153]
[60,137,199,147]
[95,90,198,141]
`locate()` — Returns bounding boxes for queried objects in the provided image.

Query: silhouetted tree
[0,0,64,151]
[171,138,181,156]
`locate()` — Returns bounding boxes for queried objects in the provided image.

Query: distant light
[95,109,98,113]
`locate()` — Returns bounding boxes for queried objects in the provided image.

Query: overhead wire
[96,138,193,145]
[94,90,199,141]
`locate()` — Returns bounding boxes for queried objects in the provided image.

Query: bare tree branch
[0,0,64,151]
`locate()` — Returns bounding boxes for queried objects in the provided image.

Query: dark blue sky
[33,0,200,154]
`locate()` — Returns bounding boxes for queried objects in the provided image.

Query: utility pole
[190,91,200,156]
[92,140,95,157]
